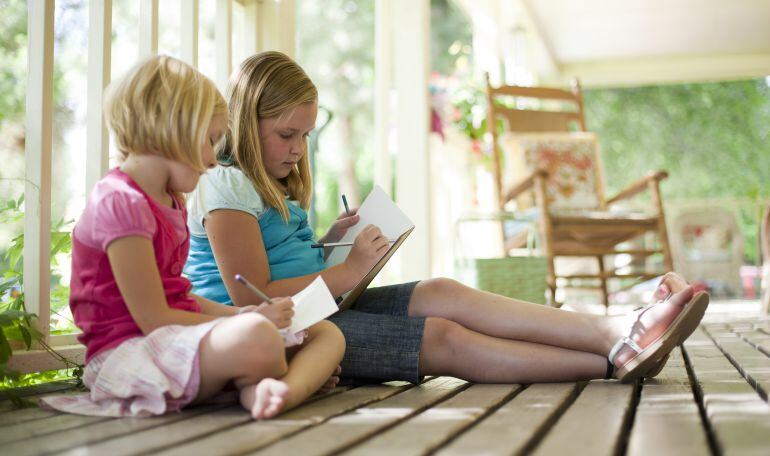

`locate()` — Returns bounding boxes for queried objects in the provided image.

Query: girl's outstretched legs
[419,316,606,383]
[409,273,693,359]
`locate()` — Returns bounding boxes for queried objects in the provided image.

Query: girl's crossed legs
[411,273,694,383]
[195,313,345,418]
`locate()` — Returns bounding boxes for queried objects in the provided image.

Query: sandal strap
[608,336,643,365]
[604,359,615,380]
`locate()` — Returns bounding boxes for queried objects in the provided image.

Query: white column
[216,0,233,92]
[276,0,296,57]
[139,0,158,58]
[181,0,199,66]
[393,0,431,281]
[24,0,55,341]
[373,0,392,195]
[86,0,112,195]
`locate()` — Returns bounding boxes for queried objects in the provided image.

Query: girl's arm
[107,235,219,333]
[190,293,239,317]
[205,209,384,307]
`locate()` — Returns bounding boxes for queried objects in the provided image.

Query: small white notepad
[288,276,339,334]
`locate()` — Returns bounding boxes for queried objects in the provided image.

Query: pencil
[341,194,350,216]
[310,239,397,249]
[234,274,273,304]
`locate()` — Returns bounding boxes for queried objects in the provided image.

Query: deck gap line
[150,383,414,456]
[142,385,414,456]
[702,326,768,402]
[39,403,233,456]
[1,415,114,446]
[615,377,643,456]
[238,383,418,455]
[424,384,529,456]
[681,342,723,456]
[727,325,770,359]
[319,380,474,456]
[520,380,586,455]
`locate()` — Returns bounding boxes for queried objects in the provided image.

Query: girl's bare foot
[240,378,290,419]
[318,365,342,394]
[611,274,695,368]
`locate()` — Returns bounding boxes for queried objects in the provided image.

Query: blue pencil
[341,194,350,216]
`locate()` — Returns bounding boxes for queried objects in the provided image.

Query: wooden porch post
[24,0,55,341]
[392,0,431,281]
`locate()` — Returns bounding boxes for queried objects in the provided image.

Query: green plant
[0,195,82,400]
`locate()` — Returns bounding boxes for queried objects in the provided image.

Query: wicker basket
[464,257,548,304]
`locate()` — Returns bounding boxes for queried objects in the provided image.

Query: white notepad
[288,276,339,334]
[325,185,415,267]
[324,185,415,310]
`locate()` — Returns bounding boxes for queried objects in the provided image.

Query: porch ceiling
[460,0,770,87]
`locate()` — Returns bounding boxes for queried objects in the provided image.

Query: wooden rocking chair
[486,75,673,307]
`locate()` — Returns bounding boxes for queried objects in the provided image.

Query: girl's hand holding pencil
[234,274,295,329]
[344,224,390,278]
[319,207,360,244]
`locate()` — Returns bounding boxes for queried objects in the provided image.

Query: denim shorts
[328,281,425,384]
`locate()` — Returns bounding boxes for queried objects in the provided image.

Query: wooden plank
[0,380,79,403]
[6,403,229,456]
[436,383,578,455]
[60,405,251,455]
[345,384,521,456]
[683,327,770,455]
[491,84,578,102]
[704,324,770,400]
[6,345,85,374]
[23,0,54,341]
[626,348,711,455]
[156,383,411,456]
[0,412,108,445]
[0,406,59,426]
[253,377,467,455]
[532,381,635,456]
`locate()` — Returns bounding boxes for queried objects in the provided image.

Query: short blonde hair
[221,51,316,221]
[104,55,227,173]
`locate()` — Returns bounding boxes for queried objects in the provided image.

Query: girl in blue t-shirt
[185,51,708,386]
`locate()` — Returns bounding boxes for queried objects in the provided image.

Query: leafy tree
[584,79,770,262]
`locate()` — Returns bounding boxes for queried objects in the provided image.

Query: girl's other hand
[344,224,389,278]
[256,297,294,329]
[320,209,360,243]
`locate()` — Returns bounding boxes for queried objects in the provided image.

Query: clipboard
[336,226,414,311]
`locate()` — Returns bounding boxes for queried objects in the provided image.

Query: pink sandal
[606,274,709,382]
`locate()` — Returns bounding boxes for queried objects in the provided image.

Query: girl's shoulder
[188,166,266,236]
[77,172,157,250]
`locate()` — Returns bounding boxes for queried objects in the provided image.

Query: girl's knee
[417,277,463,296]
[307,320,346,355]
[423,317,466,352]
[231,313,287,375]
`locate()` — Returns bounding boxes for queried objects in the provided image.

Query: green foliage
[584,80,770,262]
[0,195,80,396]
[431,0,473,76]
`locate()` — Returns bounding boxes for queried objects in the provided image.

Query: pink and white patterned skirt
[40,319,221,417]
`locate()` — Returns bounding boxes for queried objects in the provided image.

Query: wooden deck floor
[3,315,770,455]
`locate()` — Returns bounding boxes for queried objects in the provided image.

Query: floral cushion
[502,132,602,211]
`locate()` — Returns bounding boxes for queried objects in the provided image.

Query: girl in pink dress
[41,55,344,419]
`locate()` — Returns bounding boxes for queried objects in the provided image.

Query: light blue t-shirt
[184,166,325,305]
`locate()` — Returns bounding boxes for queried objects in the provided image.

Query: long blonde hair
[221,51,316,221]
[104,55,227,174]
